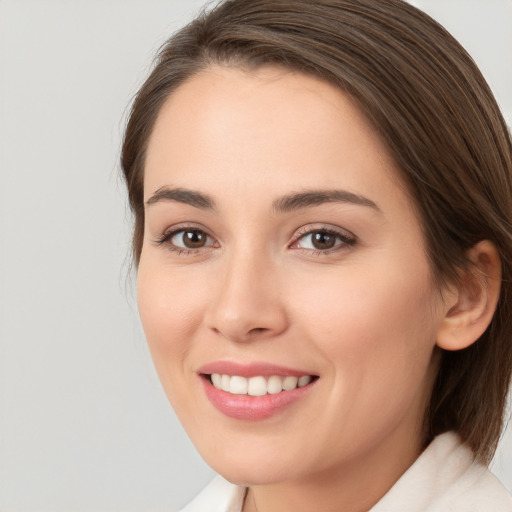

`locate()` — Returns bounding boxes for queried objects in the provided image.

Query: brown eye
[311,232,336,250]
[294,228,355,253]
[171,229,211,249]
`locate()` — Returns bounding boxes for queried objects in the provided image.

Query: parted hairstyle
[121,0,512,463]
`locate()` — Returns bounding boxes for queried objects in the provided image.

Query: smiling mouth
[205,373,318,396]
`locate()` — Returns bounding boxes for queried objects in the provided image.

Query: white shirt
[179,432,512,512]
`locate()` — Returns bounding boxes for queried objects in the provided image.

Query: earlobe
[436,240,502,351]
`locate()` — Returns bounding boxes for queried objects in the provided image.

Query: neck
[242,424,424,512]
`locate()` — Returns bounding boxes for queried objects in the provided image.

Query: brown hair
[121,0,512,463]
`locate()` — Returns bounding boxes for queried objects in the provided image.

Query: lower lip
[201,376,315,420]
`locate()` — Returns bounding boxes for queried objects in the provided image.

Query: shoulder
[371,432,512,512]
[441,466,512,511]
[178,475,246,512]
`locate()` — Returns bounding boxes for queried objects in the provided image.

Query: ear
[436,240,502,351]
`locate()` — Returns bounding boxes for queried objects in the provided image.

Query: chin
[209,460,296,487]
[194,439,305,487]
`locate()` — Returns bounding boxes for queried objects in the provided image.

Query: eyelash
[290,225,357,254]
[154,224,357,256]
[154,224,217,255]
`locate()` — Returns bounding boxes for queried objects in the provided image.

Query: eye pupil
[183,230,206,248]
[312,232,336,250]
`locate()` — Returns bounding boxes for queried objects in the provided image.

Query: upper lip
[197,361,317,378]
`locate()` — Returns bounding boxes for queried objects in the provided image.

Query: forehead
[144,65,409,213]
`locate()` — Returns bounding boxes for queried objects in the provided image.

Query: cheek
[136,260,205,365]
[298,266,440,451]
[136,259,212,419]
[296,261,440,395]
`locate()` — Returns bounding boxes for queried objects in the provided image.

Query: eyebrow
[145,187,215,210]
[272,189,381,214]
[145,186,381,214]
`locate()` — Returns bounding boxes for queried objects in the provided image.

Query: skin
[137,66,479,512]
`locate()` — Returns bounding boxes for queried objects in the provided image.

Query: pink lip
[198,361,313,378]
[200,378,315,420]
[197,361,318,421]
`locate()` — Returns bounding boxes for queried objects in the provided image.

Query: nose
[204,250,288,343]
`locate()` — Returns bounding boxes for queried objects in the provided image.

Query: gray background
[0,1,510,511]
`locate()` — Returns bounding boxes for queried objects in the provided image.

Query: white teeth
[209,373,314,395]
[221,374,231,392]
[211,373,222,388]
[282,376,298,391]
[229,375,248,395]
[248,376,267,396]
[298,375,312,387]
[267,375,283,394]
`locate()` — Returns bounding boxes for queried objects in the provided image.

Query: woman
[121,0,512,510]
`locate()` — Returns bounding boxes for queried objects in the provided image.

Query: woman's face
[138,66,448,486]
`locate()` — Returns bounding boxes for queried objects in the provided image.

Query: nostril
[205,298,288,342]
[248,327,267,335]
